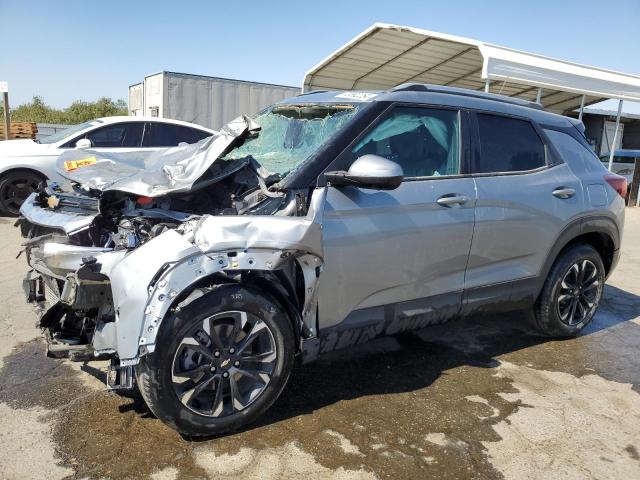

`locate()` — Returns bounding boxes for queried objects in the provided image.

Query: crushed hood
[54,116,261,197]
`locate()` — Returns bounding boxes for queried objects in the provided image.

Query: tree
[5,96,128,124]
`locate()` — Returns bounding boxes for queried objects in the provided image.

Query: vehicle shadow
[183,283,640,440]
[66,283,640,438]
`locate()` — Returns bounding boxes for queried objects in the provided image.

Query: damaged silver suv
[17,84,626,436]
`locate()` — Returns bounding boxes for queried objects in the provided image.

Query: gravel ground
[0,210,639,479]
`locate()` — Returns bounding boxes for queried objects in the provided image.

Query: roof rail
[389,83,544,110]
[297,90,330,96]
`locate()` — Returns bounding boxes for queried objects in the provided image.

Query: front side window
[474,114,545,173]
[347,106,460,178]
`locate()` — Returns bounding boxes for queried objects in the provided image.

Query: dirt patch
[484,361,640,479]
[193,442,376,479]
[0,403,73,480]
[53,392,208,479]
[0,339,89,410]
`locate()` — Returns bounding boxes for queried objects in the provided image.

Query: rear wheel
[0,170,46,216]
[533,244,605,337]
[136,284,295,436]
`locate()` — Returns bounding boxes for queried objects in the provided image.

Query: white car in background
[600,149,640,184]
[0,117,215,215]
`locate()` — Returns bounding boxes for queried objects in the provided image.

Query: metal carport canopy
[302,23,640,114]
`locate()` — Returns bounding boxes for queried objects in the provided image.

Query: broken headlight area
[23,258,114,360]
[19,154,288,248]
[17,163,309,372]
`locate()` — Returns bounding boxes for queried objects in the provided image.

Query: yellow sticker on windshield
[64,156,97,171]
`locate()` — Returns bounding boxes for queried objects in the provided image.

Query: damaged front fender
[94,188,326,365]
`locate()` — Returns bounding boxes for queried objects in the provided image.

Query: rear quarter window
[474,114,546,174]
[544,129,605,175]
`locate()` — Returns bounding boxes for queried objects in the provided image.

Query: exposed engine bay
[16,112,332,387]
[23,155,290,250]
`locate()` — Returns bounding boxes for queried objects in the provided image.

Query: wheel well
[560,232,615,275]
[0,167,48,182]
[166,270,305,352]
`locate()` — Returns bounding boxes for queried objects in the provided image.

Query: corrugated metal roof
[303,23,640,114]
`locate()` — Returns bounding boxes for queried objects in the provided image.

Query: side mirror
[75,138,92,149]
[325,154,403,190]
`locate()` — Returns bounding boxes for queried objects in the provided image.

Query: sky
[2,0,640,113]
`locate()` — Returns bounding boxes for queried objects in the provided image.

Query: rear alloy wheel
[533,244,605,337]
[556,260,600,327]
[0,170,45,216]
[136,284,294,436]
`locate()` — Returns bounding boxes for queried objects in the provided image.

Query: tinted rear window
[474,114,545,173]
[143,123,211,147]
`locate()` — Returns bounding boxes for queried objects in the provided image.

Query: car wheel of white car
[135,283,295,437]
[0,170,46,216]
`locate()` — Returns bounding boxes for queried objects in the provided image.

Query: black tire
[0,169,46,216]
[533,244,605,338]
[136,284,295,436]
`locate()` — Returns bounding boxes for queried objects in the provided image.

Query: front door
[317,105,476,351]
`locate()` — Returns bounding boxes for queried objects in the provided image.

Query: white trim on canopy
[302,23,640,114]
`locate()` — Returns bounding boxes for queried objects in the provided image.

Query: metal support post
[484,79,490,93]
[578,95,586,121]
[608,99,624,172]
[2,92,8,140]
[629,157,640,207]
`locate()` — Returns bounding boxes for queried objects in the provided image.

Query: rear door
[318,105,477,343]
[463,112,584,313]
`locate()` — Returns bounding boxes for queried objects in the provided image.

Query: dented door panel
[318,178,477,333]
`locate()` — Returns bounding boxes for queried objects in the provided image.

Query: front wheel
[0,170,46,216]
[136,284,295,436]
[533,244,605,337]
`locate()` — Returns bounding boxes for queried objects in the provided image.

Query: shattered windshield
[222,104,360,178]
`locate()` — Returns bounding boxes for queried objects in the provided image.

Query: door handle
[552,187,576,199]
[436,194,468,207]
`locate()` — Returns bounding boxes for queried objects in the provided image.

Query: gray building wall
[622,121,640,149]
[129,72,300,130]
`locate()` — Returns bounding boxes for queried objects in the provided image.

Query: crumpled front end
[19,184,326,385]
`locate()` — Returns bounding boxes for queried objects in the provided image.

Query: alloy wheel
[0,174,42,215]
[171,310,277,417]
[556,260,601,326]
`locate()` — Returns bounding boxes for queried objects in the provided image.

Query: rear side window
[143,123,211,147]
[474,114,545,173]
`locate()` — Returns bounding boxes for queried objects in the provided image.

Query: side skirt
[318,292,461,355]
[312,277,540,359]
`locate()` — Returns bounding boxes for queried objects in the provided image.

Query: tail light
[604,174,628,199]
